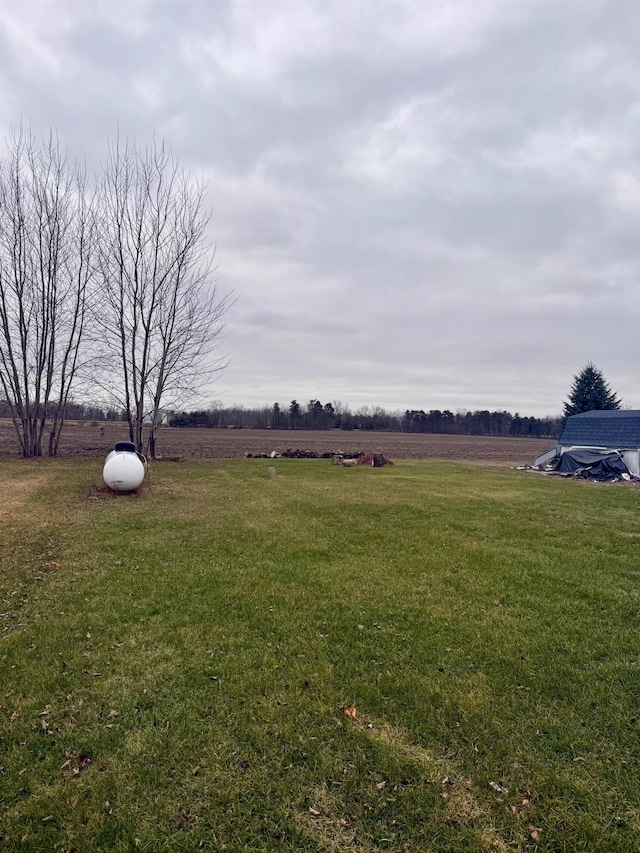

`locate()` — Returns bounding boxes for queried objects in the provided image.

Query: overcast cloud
[1,0,639,416]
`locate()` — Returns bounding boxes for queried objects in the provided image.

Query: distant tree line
[402,409,560,437]
[168,400,562,438]
[0,395,562,437]
[0,399,126,423]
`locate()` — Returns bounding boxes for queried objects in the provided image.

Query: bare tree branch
[94,136,233,457]
[0,125,95,456]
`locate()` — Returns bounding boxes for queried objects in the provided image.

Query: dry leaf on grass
[529,824,542,840]
[72,754,92,777]
[440,776,454,799]
[340,705,357,720]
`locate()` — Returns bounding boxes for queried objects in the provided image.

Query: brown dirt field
[0,419,554,466]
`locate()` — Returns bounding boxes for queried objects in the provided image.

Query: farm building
[535,410,640,477]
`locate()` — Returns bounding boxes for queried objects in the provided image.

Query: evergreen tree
[288,400,301,428]
[271,402,282,429]
[563,362,621,422]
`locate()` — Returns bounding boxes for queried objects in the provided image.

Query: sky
[1,0,639,417]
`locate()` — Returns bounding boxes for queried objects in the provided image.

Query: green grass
[0,458,638,852]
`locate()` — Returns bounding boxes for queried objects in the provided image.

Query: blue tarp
[554,448,630,480]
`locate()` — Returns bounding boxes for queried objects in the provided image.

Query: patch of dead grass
[364,720,512,847]
[365,720,443,774]
[0,472,59,526]
[295,721,512,851]
[294,782,378,853]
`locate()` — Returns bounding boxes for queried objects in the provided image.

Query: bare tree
[95,137,231,457]
[0,127,95,457]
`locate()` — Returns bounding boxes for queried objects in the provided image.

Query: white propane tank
[103,443,146,492]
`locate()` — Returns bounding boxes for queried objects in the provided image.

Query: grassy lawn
[0,458,638,852]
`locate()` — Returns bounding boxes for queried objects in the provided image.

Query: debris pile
[245,449,357,459]
[244,449,393,466]
[359,452,394,467]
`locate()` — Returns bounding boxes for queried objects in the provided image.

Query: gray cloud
[1,0,638,415]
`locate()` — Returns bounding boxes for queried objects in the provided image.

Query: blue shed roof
[560,410,640,448]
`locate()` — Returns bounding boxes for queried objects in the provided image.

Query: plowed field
[0,419,553,466]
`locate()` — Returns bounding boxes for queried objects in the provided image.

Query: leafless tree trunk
[0,127,95,457]
[94,137,231,458]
